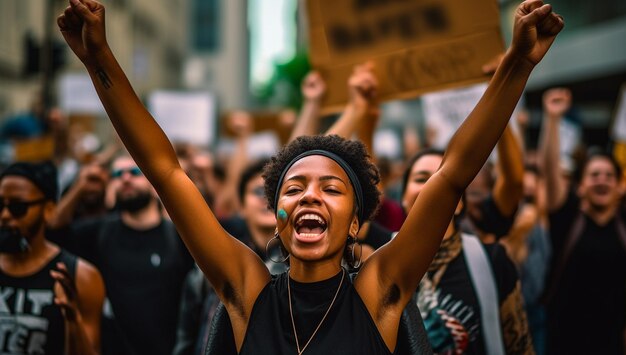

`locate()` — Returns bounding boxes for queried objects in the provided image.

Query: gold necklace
[287,268,345,355]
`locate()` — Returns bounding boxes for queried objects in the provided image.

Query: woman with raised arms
[57,1,562,353]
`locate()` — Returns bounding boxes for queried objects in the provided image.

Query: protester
[0,161,104,355]
[57,0,562,354]
[55,155,194,355]
[401,148,533,355]
[500,163,551,355]
[540,87,626,355]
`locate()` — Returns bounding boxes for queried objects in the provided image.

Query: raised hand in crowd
[539,87,572,210]
[543,87,572,120]
[288,71,327,142]
[49,163,109,228]
[327,62,379,141]
[212,110,254,219]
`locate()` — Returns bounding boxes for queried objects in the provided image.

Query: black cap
[0,161,58,202]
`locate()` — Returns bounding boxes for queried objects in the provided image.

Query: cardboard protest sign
[307,0,504,112]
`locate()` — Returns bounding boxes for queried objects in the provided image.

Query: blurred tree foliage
[253,51,311,110]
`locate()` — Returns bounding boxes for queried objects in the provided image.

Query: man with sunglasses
[62,155,193,355]
[0,160,105,354]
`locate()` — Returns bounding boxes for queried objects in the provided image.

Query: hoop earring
[266,232,289,263]
[347,235,363,269]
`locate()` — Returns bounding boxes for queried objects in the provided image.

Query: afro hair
[262,135,381,224]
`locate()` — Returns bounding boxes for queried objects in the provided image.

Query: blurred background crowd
[0,0,625,354]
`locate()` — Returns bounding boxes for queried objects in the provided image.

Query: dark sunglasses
[111,166,143,179]
[0,199,47,218]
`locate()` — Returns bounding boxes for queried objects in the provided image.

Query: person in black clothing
[56,155,194,355]
[58,0,563,353]
[401,149,532,354]
[0,161,104,355]
[540,87,626,355]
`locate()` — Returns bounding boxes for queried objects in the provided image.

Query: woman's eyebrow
[320,175,347,186]
[285,175,306,183]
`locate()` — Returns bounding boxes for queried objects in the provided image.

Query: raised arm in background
[326,62,378,141]
[538,87,572,211]
[493,124,525,217]
[57,0,271,349]
[287,71,327,142]
[212,111,253,219]
[353,1,564,346]
[48,163,109,229]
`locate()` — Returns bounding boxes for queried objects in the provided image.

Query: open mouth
[592,185,610,196]
[295,213,327,238]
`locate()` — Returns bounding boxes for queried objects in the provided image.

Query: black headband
[274,149,364,225]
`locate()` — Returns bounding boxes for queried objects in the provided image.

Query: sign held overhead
[307,0,505,112]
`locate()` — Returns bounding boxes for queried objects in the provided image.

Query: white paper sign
[59,73,106,114]
[216,131,281,161]
[612,84,626,141]
[374,129,402,159]
[422,83,488,149]
[148,91,216,147]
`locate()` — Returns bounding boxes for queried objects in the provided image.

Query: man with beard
[63,155,194,355]
[540,88,626,355]
[0,161,104,354]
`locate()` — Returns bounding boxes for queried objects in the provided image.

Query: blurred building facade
[499,0,626,148]
[2,0,624,150]
[183,0,250,110]
[0,0,189,120]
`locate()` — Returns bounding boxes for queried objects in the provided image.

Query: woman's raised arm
[359,0,564,315]
[57,0,270,332]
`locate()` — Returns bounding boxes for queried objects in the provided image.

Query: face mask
[0,228,30,254]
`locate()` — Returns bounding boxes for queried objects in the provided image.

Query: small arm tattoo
[95,69,113,89]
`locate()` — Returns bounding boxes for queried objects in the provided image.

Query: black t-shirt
[0,250,77,355]
[240,269,393,355]
[547,191,626,355]
[65,214,194,355]
[417,242,520,354]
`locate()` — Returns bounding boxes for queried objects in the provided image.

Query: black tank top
[0,250,77,354]
[239,268,394,355]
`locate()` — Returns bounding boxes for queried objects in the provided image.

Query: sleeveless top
[239,268,394,355]
[0,249,77,354]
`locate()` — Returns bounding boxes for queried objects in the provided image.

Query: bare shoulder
[75,258,105,302]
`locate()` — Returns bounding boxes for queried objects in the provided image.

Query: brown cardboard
[307,0,505,112]
[13,135,55,162]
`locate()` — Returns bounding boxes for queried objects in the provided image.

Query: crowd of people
[0,0,624,354]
